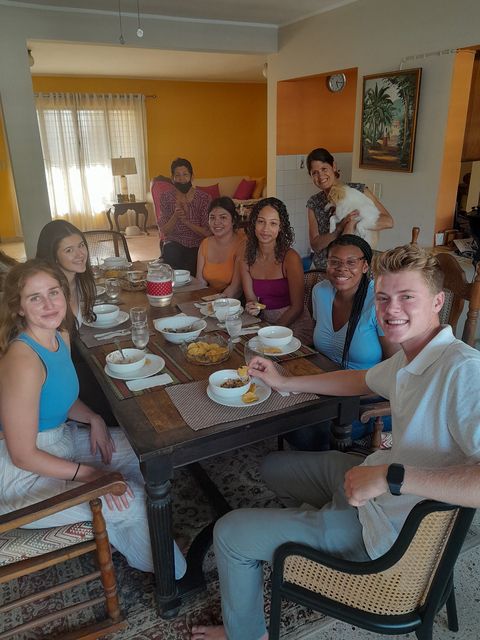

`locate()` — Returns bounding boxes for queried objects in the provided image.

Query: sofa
[193,175,267,210]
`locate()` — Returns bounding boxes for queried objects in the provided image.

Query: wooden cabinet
[462,52,480,162]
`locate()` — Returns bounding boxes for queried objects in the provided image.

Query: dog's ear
[329,183,344,204]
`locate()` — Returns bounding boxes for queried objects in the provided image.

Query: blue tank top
[16,332,79,431]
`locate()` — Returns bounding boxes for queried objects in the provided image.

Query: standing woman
[242,197,313,344]
[196,196,245,298]
[0,260,186,578]
[306,147,393,270]
[157,158,211,275]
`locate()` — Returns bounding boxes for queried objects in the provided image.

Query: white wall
[267,0,480,251]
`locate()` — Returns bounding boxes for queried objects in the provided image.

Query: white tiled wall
[276,152,353,260]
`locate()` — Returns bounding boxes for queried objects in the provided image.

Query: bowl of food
[213,298,242,321]
[180,333,232,365]
[173,269,190,284]
[154,315,207,344]
[93,303,120,325]
[208,368,251,399]
[106,348,146,375]
[258,325,293,347]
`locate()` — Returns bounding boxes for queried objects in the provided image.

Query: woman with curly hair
[241,197,313,344]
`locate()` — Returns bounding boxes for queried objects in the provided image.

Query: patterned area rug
[2,440,480,639]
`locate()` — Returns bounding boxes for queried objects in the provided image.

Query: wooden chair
[0,472,127,639]
[84,230,132,263]
[269,500,476,640]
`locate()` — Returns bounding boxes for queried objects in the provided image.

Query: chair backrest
[303,269,326,315]
[84,230,132,263]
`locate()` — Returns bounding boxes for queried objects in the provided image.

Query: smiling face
[255,205,281,246]
[309,159,337,192]
[208,207,234,238]
[55,234,88,278]
[375,270,444,359]
[19,271,67,333]
[326,244,368,294]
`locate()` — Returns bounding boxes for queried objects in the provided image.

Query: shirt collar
[402,325,456,375]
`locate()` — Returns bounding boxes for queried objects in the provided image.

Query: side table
[106,201,149,234]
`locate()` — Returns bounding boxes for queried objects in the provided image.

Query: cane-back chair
[269,500,475,640]
[303,269,327,316]
[0,472,127,639]
[84,230,132,263]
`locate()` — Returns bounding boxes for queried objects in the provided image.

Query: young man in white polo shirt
[191,244,480,640]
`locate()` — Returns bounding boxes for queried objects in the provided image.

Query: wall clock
[327,73,347,92]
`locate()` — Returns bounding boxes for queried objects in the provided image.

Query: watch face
[328,73,346,92]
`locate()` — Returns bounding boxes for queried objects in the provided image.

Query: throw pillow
[250,176,266,199]
[233,178,256,200]
[196,183,220,199]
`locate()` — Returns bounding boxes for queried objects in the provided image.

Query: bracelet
[71,462,81,481]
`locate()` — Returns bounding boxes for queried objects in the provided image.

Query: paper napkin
[126,373,173,392]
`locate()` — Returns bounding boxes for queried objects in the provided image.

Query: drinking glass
[131,322,149,350]
[130,306,147,325]
[244,342,257,365]
[225,313,242,343]
[213,298,230,326]
[105,277,120,302]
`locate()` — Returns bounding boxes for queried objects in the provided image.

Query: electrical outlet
[297,155,306,171]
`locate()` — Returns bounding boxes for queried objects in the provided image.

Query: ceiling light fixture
[136,0,144,38]
[28,49,34,67]
[118,0,125,45]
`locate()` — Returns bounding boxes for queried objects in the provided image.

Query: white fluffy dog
[327,183,380,247]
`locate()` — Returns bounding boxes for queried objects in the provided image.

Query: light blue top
[16,332,79,431]
[312,279,384,370]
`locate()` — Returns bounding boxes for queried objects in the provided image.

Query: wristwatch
[387,463,405,496]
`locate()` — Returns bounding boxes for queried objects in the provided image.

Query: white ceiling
[16,0,359,81]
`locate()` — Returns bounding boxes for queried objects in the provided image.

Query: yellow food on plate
[237,365,248,378]
[261,346,282,354]
[185,340,229,363]
[253,302,266,310]
[242,383,258,404]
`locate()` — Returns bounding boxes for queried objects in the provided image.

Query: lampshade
[111,157,137,176]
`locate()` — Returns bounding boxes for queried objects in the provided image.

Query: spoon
[114,338,126,361]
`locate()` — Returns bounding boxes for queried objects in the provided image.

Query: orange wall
[277,68,357,155]
[32,76,267,179]
[0,109,19,239]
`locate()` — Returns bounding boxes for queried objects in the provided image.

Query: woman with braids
[286,235,398,450]
[241,197,313,344]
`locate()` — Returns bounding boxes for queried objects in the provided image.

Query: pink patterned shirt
[158,188,211,248]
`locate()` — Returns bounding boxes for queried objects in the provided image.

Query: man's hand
[89,415,116,465]
[344,464,389,507]
[104,483,135,511]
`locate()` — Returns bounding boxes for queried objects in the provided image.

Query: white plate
[83,310,129,329]
[173,277,192,288]
[248,336,302,356]
[104,354,165,380]
[96,285,106,296]
[207,379,271,407]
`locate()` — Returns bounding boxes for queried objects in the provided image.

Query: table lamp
[111,157,137,199]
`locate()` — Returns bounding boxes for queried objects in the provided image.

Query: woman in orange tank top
[196,197,245,297]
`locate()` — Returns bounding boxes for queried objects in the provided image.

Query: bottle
[146,260,173,307]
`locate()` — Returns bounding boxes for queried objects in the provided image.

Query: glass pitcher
[146,260,173,307]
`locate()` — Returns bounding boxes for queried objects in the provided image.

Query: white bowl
[258,326,293,347]
[174,269,190,283]
[95,285,106,297]
[106,348,146,374]
[93,304,120,325]
[154,315,207,343]
[213,297,242,321]
[208,369,251,399]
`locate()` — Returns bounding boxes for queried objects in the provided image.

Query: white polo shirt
[359,325,480,559]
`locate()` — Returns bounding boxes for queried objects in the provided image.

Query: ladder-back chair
[84,230,132,263]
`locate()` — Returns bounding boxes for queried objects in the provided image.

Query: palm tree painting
[360,68,422,172]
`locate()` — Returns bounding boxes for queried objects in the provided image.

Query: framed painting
[360,68,422,172]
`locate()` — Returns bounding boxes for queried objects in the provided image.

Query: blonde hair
[0,260,72,356]
[373,244,444,294]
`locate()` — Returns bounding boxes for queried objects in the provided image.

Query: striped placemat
[233,333,317,362]
[90,341,194,400]
[166,378,318,431]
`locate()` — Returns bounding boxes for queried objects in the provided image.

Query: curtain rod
[33,93,157,98]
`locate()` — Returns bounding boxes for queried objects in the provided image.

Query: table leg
[135,204,149,233]
[113,209,122,233]
[105,206,114,231]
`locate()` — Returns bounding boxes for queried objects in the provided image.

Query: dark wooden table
[105,201,149,233]
[76,286,359,617]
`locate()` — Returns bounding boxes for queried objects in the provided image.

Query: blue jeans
[213,451,369,640]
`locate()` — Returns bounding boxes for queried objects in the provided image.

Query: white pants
[0,423,186,578]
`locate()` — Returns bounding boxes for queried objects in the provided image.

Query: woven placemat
[233,333,317,362]
[166,378,317,431]
[89,341,194,400]
[177,301,260,332]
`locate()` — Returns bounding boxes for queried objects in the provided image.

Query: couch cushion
[196,183,221,200]
[251,176,266,199]
[233,178,256,200]
[0,522,94,566]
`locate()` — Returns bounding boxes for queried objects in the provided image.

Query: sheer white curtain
[35,93,148,230]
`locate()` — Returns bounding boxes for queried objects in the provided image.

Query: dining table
[75,277,360,618]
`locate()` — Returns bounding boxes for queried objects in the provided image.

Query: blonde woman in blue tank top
[0,260,186,579]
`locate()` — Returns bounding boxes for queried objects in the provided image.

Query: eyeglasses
[326,257,366,269]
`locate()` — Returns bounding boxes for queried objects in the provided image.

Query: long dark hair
[245,197,294,266]
[208,196,239,229]
[326,234,373,369]
[36,220,96,324]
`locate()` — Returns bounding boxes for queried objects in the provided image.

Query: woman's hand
[89,415,116,465]
[248,356,288,391]
[245,301,261,316]
[338,210,359,235]
[104,482,135,512]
